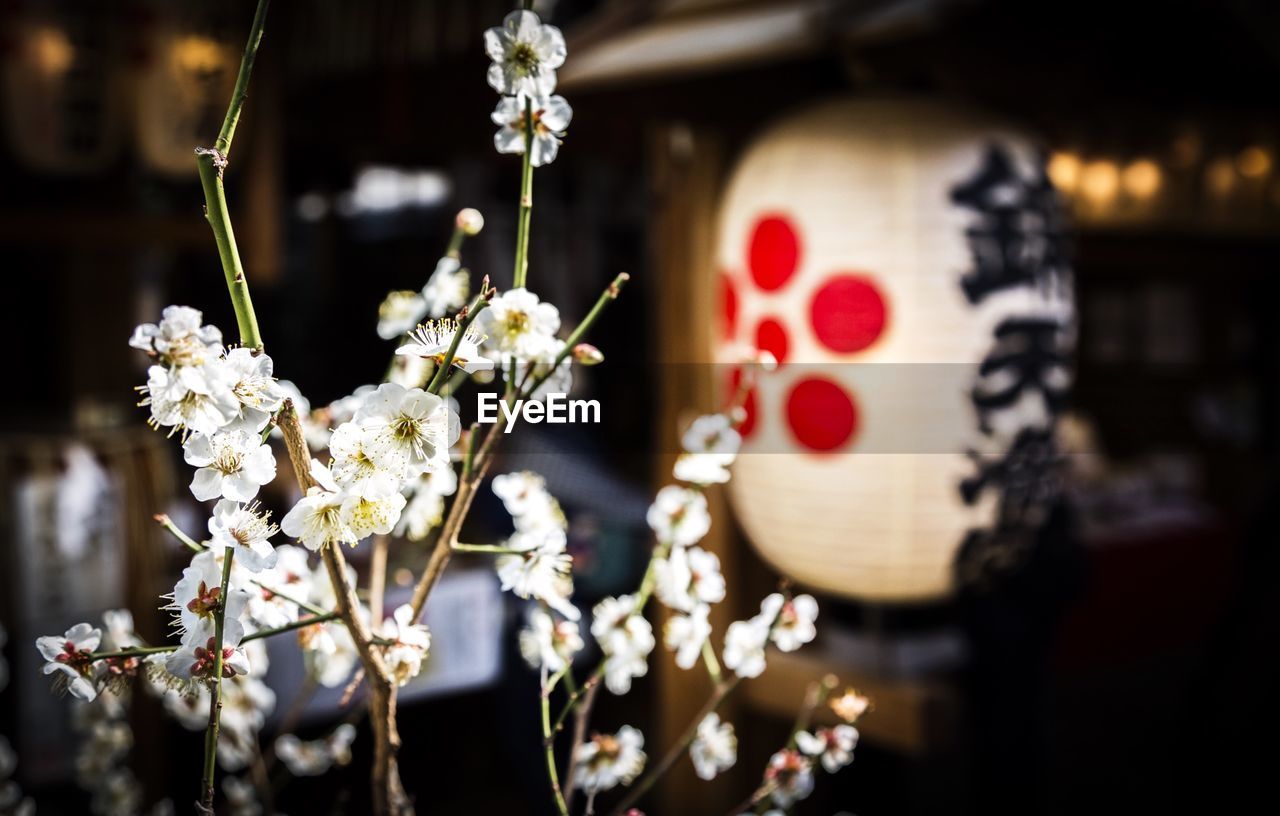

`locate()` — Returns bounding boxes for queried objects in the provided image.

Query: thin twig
[200,549,237,809]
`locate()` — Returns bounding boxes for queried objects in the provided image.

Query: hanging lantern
[1,8,127,173]
[717,99,1075,603]
[131,2,239,177]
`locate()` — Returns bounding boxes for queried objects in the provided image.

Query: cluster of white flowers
[485,10,572,167]
[133,307,286,439]
[280,382,460,550]
[494,472,579,622]
[722,592,818,680]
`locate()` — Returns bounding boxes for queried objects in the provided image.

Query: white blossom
[722,617,769,679]
[164,618,250,680]
[207,500,279,573]
[422,256,470,318]
[572,725,646,794]
[224,347,286,430]
[768,593,818,652]
[280,460,359,550]
[690,713,737,781]
[36,623,101,701]
[496,527,578,621]
[377,290,429,341]
[518,607,583,672]
[591,595,655,695]
[184,428,277,503]
[480,287,561,361]
[492,93,573,167]
[764,749,815,807]
[378,605,431,687]
[341,490,408,541]
[484,10,566,98]
[129,306,222,367]
[142,361,239,437]
[355,382,459,475]
[328,421,406,498]
[394,466,458,541]
[511,335,574,402]
[796,724,858,773]
[673,452,734,486]
[246,544,312,628]
[298,621,359,688]
[492,471,561,527]
[275,724,357,777]
[396,318,495,374]
[170,550,250,638]
[664,603,711,670]
[654,545,726,612]
[682,413,742,455]
[646,485,711,548]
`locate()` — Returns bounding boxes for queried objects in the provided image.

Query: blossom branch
[277,400,410,814]
[561,677,601,810]
[426,285,492,394]
[608,676,743,816]
[153,513,328,617]
[512,96,535,290]
[200,549,237,811]
[523,273,630,399]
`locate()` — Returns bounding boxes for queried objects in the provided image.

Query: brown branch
[278,400,412,814]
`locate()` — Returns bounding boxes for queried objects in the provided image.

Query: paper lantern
[1,12,127,173]
[717,99,1074,603]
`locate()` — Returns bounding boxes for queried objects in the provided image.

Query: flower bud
[572,343,604,365]
[456,208,485,236]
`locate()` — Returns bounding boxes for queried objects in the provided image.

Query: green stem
[153,515,327,617]
[155,513,202,553]
[512,96,534,289]
[242,611,342,643]
[216,0,270,156]
[445,224,467,258]
[201,549,236,809]
[196,0,271,350]
[523,273,630,399]
[426,292,490,394]
[702,638,723,684]
[541,666,570,816]
[89,645,177,661]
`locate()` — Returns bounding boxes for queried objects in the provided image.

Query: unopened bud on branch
[456,208,485,236]
[573,343,604,365]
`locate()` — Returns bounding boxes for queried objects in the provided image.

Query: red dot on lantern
[786,377,858,452]
[747,215,800,291]
[727,366,758,439]
[719,272,738,341]
[754,317,789,366]
[811,274,888,353]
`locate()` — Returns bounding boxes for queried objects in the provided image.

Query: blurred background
[1,0,1278,813]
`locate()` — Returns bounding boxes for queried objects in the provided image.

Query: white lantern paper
[717,99,1074,603]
